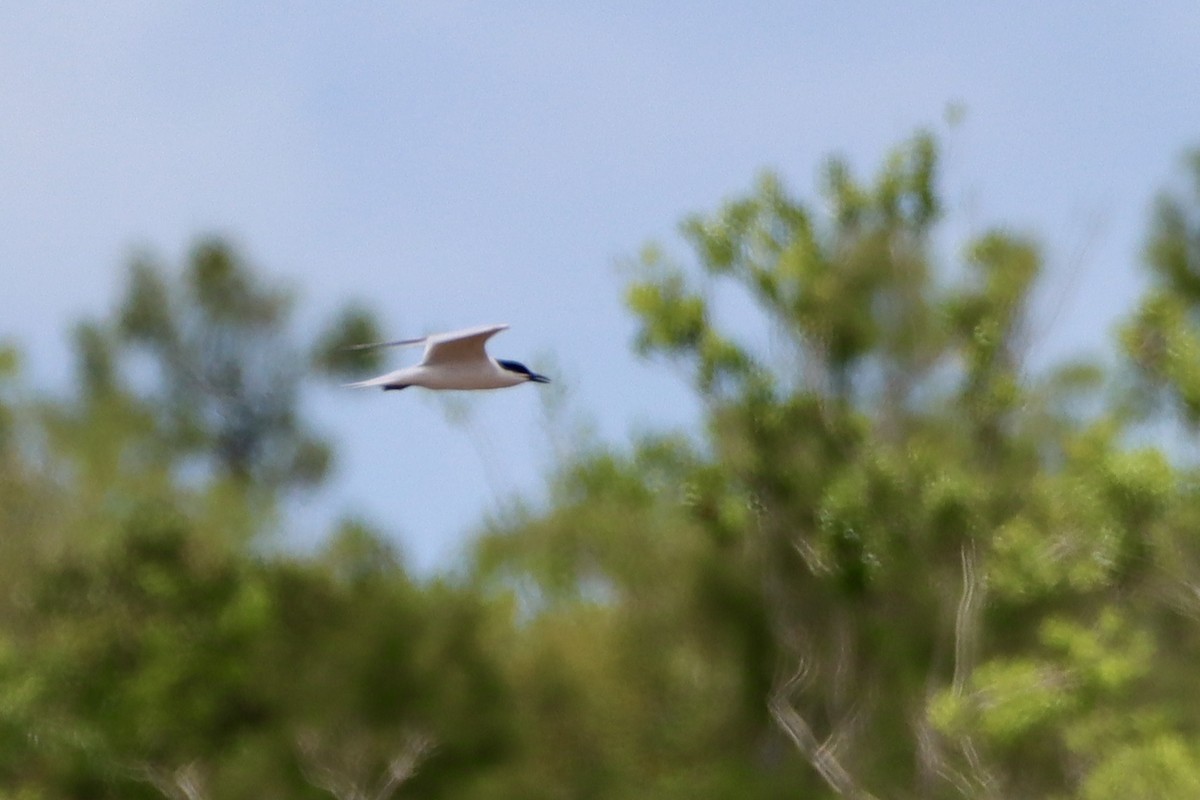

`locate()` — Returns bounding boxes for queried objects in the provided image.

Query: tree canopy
[3,133,1200,798]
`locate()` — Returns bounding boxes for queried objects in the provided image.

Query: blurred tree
[274,523,515,800]
[312,303,387,379]
[0,239,520,799]
[0,510,514,798]
[0,506,276,797]
[1122,150,1200,430]
[111,239,326,491]
[5,137,1200,800]
[474,134,1200,799]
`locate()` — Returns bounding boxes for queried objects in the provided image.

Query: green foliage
[0,240,510,799]
[6,134,1200,799]
[60,237,385,501]
[0,506,510,798]
[1081,736,1200,800]
[0,341,18,450]
[112,240,330,490]
[1121,149,1200,428]
[476,133,1200,798]
[311,304,388,378]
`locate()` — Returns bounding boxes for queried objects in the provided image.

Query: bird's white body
[345,323,548,391]
[350,361,528,391]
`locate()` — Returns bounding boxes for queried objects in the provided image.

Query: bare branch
[769,658,880,800]
[371,734,436,800]
[915,712,978,798]
[296,728,436,800]
[296,730,363,800]
[135,761,210,800]
[954,541,1001,797]
[951,542,979,695]
[916,541,1001,800]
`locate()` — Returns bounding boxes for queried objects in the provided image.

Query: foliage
[475,136,1200,798]
[4,139,1200,798]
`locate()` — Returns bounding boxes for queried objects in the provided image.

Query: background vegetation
[3,132,1200,798]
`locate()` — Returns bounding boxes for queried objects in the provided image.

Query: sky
[3,3,1198,572]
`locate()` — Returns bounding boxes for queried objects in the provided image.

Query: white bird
[344,323,550,391]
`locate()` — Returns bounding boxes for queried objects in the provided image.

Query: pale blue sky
[4,4,1198,570]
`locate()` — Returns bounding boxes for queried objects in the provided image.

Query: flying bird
[344,323,550,391]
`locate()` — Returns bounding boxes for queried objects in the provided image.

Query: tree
[474,133,1200,798]
[109,238,355,492]
[0,239,518,798]
[6,135,1200,800]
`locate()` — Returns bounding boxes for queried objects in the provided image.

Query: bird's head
[497,359,550,384]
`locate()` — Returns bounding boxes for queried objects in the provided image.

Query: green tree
[475,134,1200,799]
[1122,150,1200,429]
[6,136,1200,800]
[0,240,517,799]
[110,239,359,492]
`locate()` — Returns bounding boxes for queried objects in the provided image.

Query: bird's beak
[529,373,551,384]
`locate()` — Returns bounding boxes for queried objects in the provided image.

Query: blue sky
[4,3,1198,571]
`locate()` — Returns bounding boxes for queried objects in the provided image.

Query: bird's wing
[342,335,428,351]
[420,323,509,366]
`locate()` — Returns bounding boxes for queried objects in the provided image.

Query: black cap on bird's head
[497,359,551,384]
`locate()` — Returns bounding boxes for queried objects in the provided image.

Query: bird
[343,323,550,391]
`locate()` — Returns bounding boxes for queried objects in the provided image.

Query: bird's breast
[410,363,523,390]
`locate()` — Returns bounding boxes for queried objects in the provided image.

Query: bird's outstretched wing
[419,324,509,366]
[342,336,427,351]
[343,324,509,361]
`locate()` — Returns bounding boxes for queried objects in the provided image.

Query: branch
[296,730,365,800]
[769,659,880,800]
[915,712,978,798]
[915,540,1001,800]
[135,761,210,800]
[296,728,436,800]
[370,734,435,800]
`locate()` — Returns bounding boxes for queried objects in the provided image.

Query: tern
[344,323,550,391]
